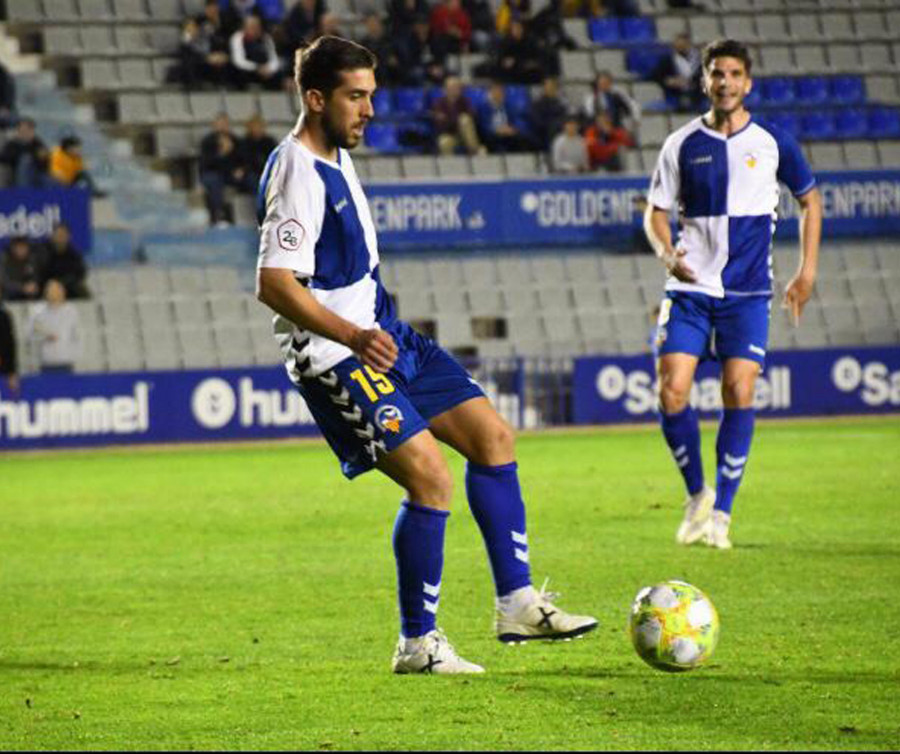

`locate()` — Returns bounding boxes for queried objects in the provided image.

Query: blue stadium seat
[424,86,443,109]
[834,108,869,139]
[394,87,427,115]
[795,77,829,105]
[619,16,656,43]
[463,85,489,109]
[829,76,865,105]
[800,111,835,140]
[588,17,621,44]
[364,123,401,152]
[761,77,795,106]
[372,88,393,118]
[504,85,532,119]
[867,107,900,139]
[744,86,763,108]
[767,111,800,138]
[626,46,669,79]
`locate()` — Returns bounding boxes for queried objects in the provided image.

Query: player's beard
[321,108,361,151]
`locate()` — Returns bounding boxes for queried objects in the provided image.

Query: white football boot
[675,486,716,545]
[705,509,733,550]
[391,629,485,674]
[496,579,599,644]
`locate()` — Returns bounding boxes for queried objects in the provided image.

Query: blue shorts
[654,291,771,367]
[296,320,485,479]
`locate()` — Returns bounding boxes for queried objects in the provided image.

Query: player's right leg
[655,294,715,544]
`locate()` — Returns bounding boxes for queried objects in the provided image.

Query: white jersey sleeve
[647,133,681,212]
[258,144,324,277]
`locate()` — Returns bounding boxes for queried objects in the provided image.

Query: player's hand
[782,273,815,327]
[350,328,398,373]
[661,247,697,283]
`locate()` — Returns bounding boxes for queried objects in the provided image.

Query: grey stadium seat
[133,266,171,296]
[844,141,878,169]
[80,0,114,20]
[154,92,192,124]
[436,155,472,178]
[462,258,498,285]
[502,285,538,313]
[401,156,437,179]
[428,259,465,286]
[561,51,594,82]
[169,267,209,294]
[43,0,80,21]
[81,25,117,55]
[148,0,183,21]
[496,257,533,284]
[755,14,791,43]
[820,12,853,41]
[467,287,504,315]
[827,45,861,72]
[112,0,149,21]
[43,27,82,56]
[82,59,119,90]
[793,44,827,73]
[432,288,468,314]
[787,13,821,41]
[118,92,155,124]
[118,58,155,90]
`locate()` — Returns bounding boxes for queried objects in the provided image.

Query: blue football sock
[660,405,705,496]
[465,461,533,598]
[715,408,755,515]
[392,501,448,638]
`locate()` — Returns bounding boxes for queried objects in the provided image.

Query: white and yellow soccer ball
[628,580,720,672]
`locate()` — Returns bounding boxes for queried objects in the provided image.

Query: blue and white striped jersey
[648,116,816,298]
[256,132,395,379]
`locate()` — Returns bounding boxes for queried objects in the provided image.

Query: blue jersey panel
[312,161,373,291]
[677,129,728,218]
[756,119,816,197]
[371,264,398,329]
[723,215,774,293]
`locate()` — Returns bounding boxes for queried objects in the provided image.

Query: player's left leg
[429,397,599,643]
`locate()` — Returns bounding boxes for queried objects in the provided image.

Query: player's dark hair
[294,36,377,97]
[701,38,752,74]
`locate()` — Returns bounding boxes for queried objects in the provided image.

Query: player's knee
[659,378,690,414]
[408,457,454,508]
[721,376,755,408]
[470,416,516,465]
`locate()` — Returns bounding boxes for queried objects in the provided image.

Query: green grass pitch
[2,417,899,751]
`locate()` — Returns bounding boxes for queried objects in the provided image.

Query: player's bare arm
[644,204,697,283]
[257,267,397,372]
[783,187,823,327]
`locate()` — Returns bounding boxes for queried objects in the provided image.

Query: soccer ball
[628,580,720,672]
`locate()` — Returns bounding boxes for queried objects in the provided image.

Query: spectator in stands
[199,113,245,226]
[358,13,404,86]
[0,118,52,189]
[281,0,327,54]
[429,0,473,55]
[220,0,258,38]
[171,15,230,89]
[27,279,81,375]
[582,71,640,133]
[491,19,544,85]
[495,0,531,35]
[0,285,19,396]
[0,236,42,301]
[49,136,105,197]
[37,223,89,301]
[551,114,589,174]
[528,0,576,72]
[229,14,283,90]
[431,76,484,156]
[598,0,640,14]
[0,61,16,129]
[398,14,450,86]
[237,114,278,191]
[584,111,634,172]
[652,33,703,112]
[529,76,569,151]
[463,0,496,52]
[478,82,538,154]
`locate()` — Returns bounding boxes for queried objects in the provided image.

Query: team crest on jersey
[277,219,304,251]
[744,152,758,169]
[374,404,404,433]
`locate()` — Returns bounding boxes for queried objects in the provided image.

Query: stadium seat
[843,140,878,169]
[833,108,869,139]
[619,17,656,44]
[787,13,820,40]
[467,286,504,316]
[561,51,595,82]
[394,87,426,115]
[588,17,621,45]
[113,0,149,21]
[363,123,401,153]
[829,75,865,104]
[794,76,829,105]
[761,77,795,106]
[867,107,900,138]
[793,45,828,74]
[755,14,791,43]
[766,111,800,137]
[626,46,669,79]
[148,0,183,21]
[372,88,393,118]
[433,287,468,314]
[435,155,471,178]
[827,44,861,72]
[657,15,688,42]
[7,0,46,22]
[799,111,835,140]
[808,142,845,169]
[401,155,437,179]
[43,0,80,22]
[119,58,155,90]
[504,85,531,119]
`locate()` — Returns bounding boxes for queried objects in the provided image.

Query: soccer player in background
[644,39,822,549]
[255,36,597,674]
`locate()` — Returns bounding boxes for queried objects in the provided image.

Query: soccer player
[255,36,598,674]
[644,39,822,549]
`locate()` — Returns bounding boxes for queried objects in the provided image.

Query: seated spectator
[429,0,472,55]
[431,76,483,156]
[599,0,640,14]
[237,114,278,191]
[582,71,640,134]
[0,284,19,395]
[358,13,404,86]
[551,114,588,174]
[220,0,257,38]
[199,113,247,226]
[585,111,634,172]
[280,0,327,55]
[49,136,105,197]
[492,19,544,85]
[0,236,42,301]
[398,14,449,86]
[0,118,52,189]
[0,61,16,130]
[37,223,89,300]
[495,0,531,35]
[652,33,703,112]
[478,82,538,154]
[27,279,81,375]
[229,15,283,90]
[170,15,230,88]
[528,0,575,72]
[529,76,568,151]
[463,0,496,52]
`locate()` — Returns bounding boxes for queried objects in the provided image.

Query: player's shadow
[0,659,149,673]
[522,666,899,685]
